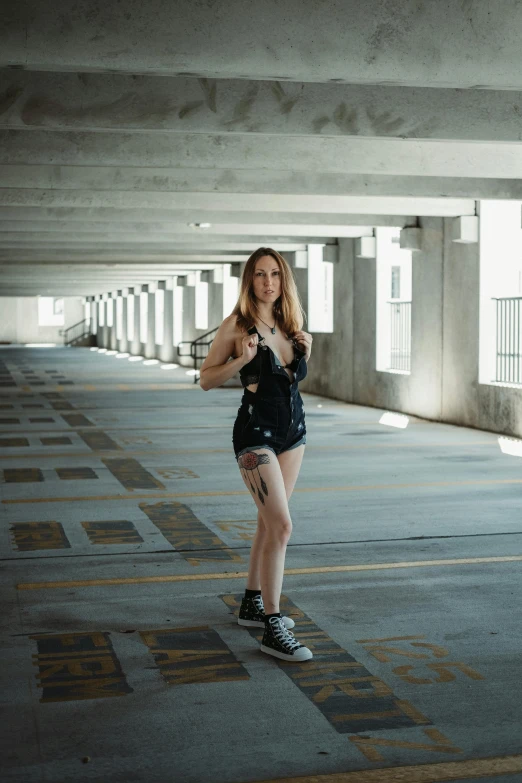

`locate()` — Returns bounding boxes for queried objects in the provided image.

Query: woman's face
[252,255,282,305]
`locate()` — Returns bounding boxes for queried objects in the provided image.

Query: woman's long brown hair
[231,247,306,337]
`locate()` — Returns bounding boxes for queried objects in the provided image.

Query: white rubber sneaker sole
[260,644,313,662]
[238,615,295,630]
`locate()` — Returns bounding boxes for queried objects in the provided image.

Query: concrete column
[206,268,225,328]
[177,273,197,366]
[158,280,174,363]
[172,276,184,360]
[141,283,156,359]
[109,293,118,350]
[129,285,142,356]
[118,288,129,353]
[99,295,109,348]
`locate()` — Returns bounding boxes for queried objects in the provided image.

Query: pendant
[271,327,276,334]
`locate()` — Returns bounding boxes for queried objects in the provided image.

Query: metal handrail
[386,300,411,372]
[492,296,522,384]
[63,318,91,346]
[177,326,220,383]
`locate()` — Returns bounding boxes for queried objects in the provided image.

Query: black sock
[245,588,262,598]
[264,612,281,623]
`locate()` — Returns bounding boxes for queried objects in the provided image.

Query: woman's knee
[264,514,292,544]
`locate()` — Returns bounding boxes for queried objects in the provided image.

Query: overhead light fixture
[188,222,212,229]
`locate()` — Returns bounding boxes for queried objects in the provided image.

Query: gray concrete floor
[1,346,521,783]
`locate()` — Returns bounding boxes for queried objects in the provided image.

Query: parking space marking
[254,754,522,782]
[11,521,71,551]
[82,520,144,545]
[30,631,132,702]
[139,501,243,565]
[140,627,250,685]
[5,476,522,504]
[16,555,522,590]
[102,457,165,490]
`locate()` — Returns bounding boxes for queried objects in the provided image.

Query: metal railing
[177,326,220,383]
[387,300,411,372]
[63,318,93,346]
[493,296,522,384]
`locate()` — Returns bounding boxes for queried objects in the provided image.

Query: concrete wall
[302,221,522,439]
[0,297,84,345]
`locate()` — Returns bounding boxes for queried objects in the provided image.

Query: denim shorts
[233,389,306,459]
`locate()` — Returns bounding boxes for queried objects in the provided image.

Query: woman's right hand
[241,332,258,365]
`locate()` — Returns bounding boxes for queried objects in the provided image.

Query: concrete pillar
[177,273,197,366]
[109,293,118,350]
[158,280,174,363]
[204,269,224,330]
[129,285,142,356]
[142,283,156,359]
[118,288,129,353]
[86,296,97,342]
[99,295,109,348]
[172,276,184,359]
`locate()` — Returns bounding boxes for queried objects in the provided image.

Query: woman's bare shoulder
[223,313,245,337]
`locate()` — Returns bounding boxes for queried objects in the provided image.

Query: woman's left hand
[293,330,313,361]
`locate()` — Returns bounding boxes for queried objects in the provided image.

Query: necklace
[258,317,276,335]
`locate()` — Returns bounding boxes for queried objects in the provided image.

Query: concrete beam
[0,188,475,216]
[2,71,522,142]
[1,130,521,180]
[0,206,416,229]
[0,228,373,244]
[0,169,520,201]
[2,1,522,90]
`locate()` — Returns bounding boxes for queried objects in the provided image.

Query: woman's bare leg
[245,510,266,591]
[239,445,306,611]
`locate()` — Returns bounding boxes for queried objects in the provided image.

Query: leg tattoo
[238,451,270,504]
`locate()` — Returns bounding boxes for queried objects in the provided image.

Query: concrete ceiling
[1,0,520,297]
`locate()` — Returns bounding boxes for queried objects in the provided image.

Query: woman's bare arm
[199,316,246,391]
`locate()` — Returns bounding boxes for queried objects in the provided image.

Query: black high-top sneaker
[238,593,295,629]
[261,616,313,662]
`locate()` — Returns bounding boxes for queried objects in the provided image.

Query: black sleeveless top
[237,326,307,389]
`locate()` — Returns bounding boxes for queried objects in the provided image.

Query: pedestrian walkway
[1,346,521,783]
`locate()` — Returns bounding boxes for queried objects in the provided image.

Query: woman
[200,247,313,662]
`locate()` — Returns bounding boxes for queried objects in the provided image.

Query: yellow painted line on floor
[0,440,497,459]
[253,754,522,783]
[3,477,522,505]
[16,555,522,590]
